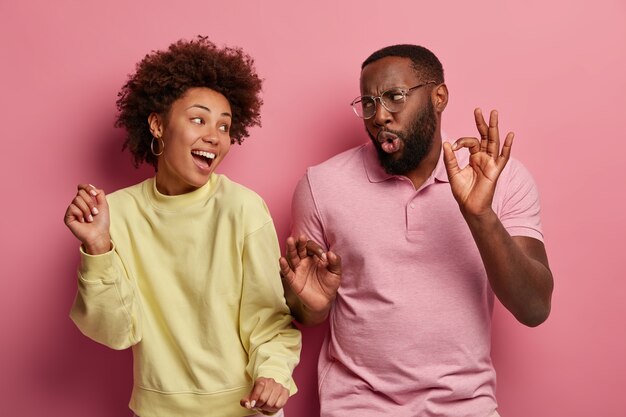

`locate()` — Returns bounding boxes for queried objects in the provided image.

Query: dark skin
[281,56,553,327]
[280,236,342,325]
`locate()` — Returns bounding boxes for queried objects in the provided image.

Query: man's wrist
[301,302,331,325]
[463,208,499,233]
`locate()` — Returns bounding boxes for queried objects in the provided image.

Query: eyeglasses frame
[350,81,437,119]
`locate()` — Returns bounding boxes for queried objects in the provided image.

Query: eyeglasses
[350,82,436,119]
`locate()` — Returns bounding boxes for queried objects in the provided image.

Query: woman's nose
[201,130,218,144]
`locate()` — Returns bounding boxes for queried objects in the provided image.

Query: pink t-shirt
[291,141,543,417]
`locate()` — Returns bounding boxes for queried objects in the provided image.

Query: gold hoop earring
[151,136,164,156]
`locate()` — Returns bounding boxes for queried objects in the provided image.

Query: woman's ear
[432,83,449,113]
[148,113,164,138]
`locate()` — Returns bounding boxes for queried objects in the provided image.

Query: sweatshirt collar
[145,174,219,211]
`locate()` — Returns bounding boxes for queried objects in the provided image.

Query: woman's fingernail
[88,215,93,222]
[92,207,99,215]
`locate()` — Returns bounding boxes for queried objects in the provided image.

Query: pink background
[1,1,625,416]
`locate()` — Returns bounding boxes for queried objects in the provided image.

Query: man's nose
[373,99,392,127]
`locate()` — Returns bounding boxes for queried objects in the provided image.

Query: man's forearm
[465,209,553,327]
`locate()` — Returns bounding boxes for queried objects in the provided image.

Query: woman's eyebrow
[187,104,232,118]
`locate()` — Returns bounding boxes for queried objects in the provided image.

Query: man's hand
[240,377,289,414]
[443,108,514,218]
[279,235,341,322]
[443,109,553,326]
[63,184,112,254]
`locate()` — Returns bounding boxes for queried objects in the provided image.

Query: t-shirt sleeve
[290,171,329,251]
[495,158,544,242]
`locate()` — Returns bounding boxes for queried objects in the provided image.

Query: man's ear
[148,112,164,138]
[432,83,449,113]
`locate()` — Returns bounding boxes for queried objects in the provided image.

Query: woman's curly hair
[115,36,263,168]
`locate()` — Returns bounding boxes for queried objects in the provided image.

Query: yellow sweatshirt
[70,175,301,417]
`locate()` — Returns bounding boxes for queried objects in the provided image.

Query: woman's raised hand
[64,184,111,254]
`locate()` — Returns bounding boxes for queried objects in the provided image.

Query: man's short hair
[362,44,444,84]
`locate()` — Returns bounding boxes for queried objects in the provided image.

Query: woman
[64,36,300,417]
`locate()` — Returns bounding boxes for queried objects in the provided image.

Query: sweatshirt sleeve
[69,243,142,350]
[239,220,302,395]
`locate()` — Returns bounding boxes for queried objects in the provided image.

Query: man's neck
[404,134,442,190]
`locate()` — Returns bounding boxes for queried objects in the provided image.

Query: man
[279,44,553,417]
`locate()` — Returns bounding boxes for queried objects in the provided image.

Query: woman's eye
[219,125,230,133]
[191,117,203,124]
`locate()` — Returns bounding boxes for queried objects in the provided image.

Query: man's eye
[362,100,374,109]
[387,92,405,102]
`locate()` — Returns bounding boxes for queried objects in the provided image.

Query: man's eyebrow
[187,104,232,118]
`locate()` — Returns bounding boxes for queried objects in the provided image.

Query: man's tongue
[378,131,401,154]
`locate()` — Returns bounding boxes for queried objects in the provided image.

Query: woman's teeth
[192,150,216,160]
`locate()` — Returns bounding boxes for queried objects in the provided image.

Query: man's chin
[369,132,422,175]
[375,145,399,163]
[379,154,412,175]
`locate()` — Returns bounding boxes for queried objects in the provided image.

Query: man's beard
[368,103,437,175]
